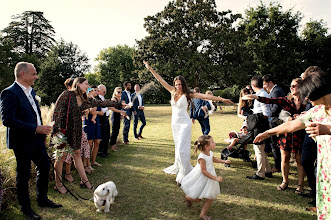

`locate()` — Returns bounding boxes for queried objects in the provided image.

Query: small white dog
[93,181,118,213]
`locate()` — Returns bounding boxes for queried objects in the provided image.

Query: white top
[125,90,132,103]
[136,93,143,107]
[98,95,110,116]
[253,88,271,117]
[16,81,41,126]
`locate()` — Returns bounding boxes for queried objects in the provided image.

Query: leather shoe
[38,198,63,208]
[123,141,129,144]
[265,172,273,178]
[246,174,265,180]
[135,137,140,140]
[22,208,41,219]
[138,135,144,139]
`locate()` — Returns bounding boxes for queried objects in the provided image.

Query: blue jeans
[197,117,210,135]
[133,110,146,138]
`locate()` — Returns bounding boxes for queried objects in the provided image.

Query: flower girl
[181,135,230,220]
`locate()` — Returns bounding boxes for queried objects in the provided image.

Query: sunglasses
[290,85,297,89]
[117,91,122,93]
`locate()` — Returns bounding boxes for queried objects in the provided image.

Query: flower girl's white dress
[181,151,220,199]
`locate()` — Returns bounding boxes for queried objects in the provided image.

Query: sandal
[91,162,102,167]
[200,215,211,220]
[64,173,75,183]
[277,182,288,191]
[84,166,92,174]
[54,185,67,194]
[80,180,95,190]
[295,185,304,195]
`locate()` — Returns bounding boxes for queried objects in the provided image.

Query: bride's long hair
[172,75,193,108]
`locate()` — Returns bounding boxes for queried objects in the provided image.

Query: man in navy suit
[121,81,132,144]
[132,84,147,140]
[190,87,211,135]
[0,62,62,219]
[263,74,285,173]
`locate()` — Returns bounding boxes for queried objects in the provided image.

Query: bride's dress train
[163,95,193,184]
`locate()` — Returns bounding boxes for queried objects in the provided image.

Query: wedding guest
[262,74,285,173]
[190,87,211,135]
[300,66,324,208]
[237,88,253,120]
[52,77,122,194]
[246,76,272,180]
[0,62,62,219]
[96,84,111,158]
[132,84,147,140]
[63,78,75,182]
[144,60,233,184]
[205,91,216,115]
[121,81,133,144]
[253,70,331,219]
[181,135,230,220]
[109,87,127,151]
[83,85,103,167]
[245,78,306,193]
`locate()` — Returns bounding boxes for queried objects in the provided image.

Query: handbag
[60,93,71,135]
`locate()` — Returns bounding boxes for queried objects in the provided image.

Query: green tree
[301,19,331,72]
[1,11,55,57]
[240,2,303,89]
[135,0,244,91]
[94,45,137,94]
[36,39,90,105]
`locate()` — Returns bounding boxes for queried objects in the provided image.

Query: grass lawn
[0,104,316,219]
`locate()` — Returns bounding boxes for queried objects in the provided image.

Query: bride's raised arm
[143,60,174,93]
[192,92,234,105]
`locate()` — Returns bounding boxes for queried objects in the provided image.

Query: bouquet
[50,131,72,159]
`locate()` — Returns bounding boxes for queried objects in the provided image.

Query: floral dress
[52,90,121,150]
[299,105,331,219]
[258,96,306,153]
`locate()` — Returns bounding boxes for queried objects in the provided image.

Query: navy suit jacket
[190,98,211,119]
[132,92,144,112]
[269,85,285,119]
[0,82,45,149]
[121,90,133,114]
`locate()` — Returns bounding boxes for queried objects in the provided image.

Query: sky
[1,0,330,70]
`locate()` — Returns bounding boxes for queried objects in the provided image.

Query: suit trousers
[13,144,50,210]
[253,143,272,178]
[122,111,132,142]
[197,117,210,135]
[98,115,110,154]
[133,110,146,138]
[301,133,317,194]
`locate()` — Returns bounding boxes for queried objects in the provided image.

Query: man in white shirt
[0,62,62,219]
[121,81,133,144]
[97,84,111,157]
[132,84,147,140]
[247,76,273,180]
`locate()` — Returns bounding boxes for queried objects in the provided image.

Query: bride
[143,61,233,184]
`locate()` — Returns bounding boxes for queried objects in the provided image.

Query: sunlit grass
[0,105,315,219]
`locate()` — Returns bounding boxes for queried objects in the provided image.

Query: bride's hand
[143,60,150,69]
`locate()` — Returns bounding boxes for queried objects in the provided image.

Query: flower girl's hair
[194,135,212,154]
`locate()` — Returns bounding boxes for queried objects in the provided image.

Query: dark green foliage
[35,39,90,105]
[94,45,137,96]
[240,2,304,90]
[1,11,55,57]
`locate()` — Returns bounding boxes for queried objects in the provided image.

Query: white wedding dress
[163,95,193,184]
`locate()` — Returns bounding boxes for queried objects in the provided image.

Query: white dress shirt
[98,95,110,116]
[126,90,132,103]
[253,88,271,117]
[16,81,42,126]
[137,93,143,107]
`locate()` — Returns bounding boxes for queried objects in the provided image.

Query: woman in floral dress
[52,77,122,193]
[253,70,331,219]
